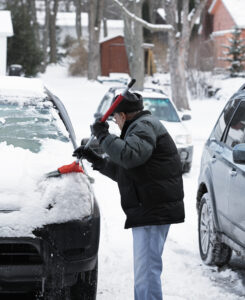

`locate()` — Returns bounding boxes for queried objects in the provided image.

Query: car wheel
[70,259,98,300]
[198,193,232,267]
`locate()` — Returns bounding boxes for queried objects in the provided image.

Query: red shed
[100,35,130,76]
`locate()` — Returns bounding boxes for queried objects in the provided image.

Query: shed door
[109,44,129,74]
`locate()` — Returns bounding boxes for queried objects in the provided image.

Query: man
[73,91,184,300]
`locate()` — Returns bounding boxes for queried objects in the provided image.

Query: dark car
[0,76,100,299]
[197,83,245,267]
[89,86,193,173]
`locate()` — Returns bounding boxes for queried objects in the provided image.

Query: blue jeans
[132,224,170,300]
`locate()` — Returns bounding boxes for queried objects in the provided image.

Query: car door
[208,98,240,234]
[223,100,245,246]
[208,123,231,233]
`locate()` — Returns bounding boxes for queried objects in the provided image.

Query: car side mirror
[233,143,245,164]
[181,114,191,121]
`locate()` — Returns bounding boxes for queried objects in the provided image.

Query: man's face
[113,112,126,130]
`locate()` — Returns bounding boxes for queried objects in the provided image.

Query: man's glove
[73,145,102,164]
[91,120,109,143]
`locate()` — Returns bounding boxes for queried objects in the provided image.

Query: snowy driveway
[41,67,245,300]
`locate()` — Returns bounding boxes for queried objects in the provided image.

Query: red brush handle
[84,78,136,149]
[100,94,124,122]
[100,78,136,122]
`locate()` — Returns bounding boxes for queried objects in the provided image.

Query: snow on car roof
[0,76,46,103]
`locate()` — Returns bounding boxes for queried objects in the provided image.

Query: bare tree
[122,0,144,90]
[27,0,40,46]
[112,0,208,110]
[88,0,104,80]
[49,0,59,63]
[74,0,82,41]
[42,0,51,70]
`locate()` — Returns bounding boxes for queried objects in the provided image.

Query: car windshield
[0,100,69,153]
[143,98,180,122]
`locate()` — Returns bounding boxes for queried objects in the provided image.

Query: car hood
[160,120,189,137]
[0,140,93,238]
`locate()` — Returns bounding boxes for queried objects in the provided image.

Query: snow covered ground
[40,65,245,300]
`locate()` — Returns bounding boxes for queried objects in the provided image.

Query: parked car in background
[0,76,100,299]
[197,83,245,267]
[89,86,193,173]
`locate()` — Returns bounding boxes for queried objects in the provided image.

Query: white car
[91,86,193,173]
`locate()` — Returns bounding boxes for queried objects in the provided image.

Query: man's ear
[121,112,127,121]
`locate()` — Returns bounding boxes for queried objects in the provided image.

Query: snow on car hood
[0,140,93,238]
[160,120,189,137]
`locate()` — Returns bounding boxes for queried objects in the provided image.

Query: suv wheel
[198,193,232,267]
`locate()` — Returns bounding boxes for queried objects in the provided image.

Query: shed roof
[209,0,245,28]
[0,11,13,37]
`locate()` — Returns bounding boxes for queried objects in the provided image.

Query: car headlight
[175,134,192,145]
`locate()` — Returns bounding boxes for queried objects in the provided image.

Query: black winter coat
[93,111,185,229]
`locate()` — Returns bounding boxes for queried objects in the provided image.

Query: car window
[143,98,180,122]
[212,98,240,141]
[224,101,245,148]
[0,101,69,153]
[97,92,114,115]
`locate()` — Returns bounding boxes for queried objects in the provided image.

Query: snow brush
[84,78,136,149]
[46,78,136,178]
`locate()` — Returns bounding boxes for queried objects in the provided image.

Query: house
[208,0,245,68]
[0,11,13,76]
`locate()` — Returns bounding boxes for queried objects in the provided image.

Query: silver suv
[197,83,245,266]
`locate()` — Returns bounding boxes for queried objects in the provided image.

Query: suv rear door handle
[230,168,237,177]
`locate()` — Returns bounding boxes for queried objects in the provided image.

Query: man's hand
[73,145,102,164]
[91,120,109,143]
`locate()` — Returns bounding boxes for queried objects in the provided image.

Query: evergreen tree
[221,26,245,77]
[6,0,43,77]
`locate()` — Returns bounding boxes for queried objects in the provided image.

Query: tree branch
[189,0,208,32]
[111,0,173,32]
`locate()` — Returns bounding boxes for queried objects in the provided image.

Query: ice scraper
[46,78,136,178]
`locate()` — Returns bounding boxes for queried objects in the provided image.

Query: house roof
[209,0,245,28]
[0,11,13,37]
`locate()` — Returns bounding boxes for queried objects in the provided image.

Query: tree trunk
[27,0,40,46]
[88,0,104,80]
[123,0,144,90]
[42,0,51,71]
[49,0,59,63]
[103,18,108,38]
[74,0,82,41]
[164,0,190,110]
